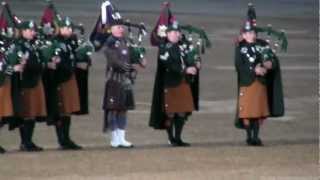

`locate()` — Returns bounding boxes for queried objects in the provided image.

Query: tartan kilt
[103,79,135,111]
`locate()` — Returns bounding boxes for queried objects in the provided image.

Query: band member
[39,1,92,150]
[0,1,25,153]
[234,3,285,146]
[93,1,146,148]
[149,3,202,147]
[0,34,13,154]
[7,20,47,151]
[48,17,84,150]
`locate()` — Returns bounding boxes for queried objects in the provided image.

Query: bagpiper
[38,0,93,150]
[6,19,47,152]
[149,2,210,147]
[234,3,286,146]
[0,1,27,153]
[90,0,147,148]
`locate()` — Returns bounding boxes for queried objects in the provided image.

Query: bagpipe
[37,0,94,65]
[179,25,212,67]
[36,22,94,65]
[124,20,147,66]
[73,24,95,64]
[256,25,288,62]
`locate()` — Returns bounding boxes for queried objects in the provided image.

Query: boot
[110,130,120,148]
[245,121,254,145]
[55,122,67,148]
[0,146,6,154]
[166,123,177,146]
[117,129,133,148]
[58,117,82,150]
[20,121,43,152]
[252,121,263,146]
[174,117,190,147]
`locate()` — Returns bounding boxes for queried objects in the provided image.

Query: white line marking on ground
[214,66,317,70]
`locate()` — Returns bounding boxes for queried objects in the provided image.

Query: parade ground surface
[0,0,318,179]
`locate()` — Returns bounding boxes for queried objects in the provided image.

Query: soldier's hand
[255,65,266,76]
[20,59,27,65]
[52,56,61,64]
[186,67,197,75]
[47,62,57,70]
[140,58,147,68]
[13,64,24,72]
[76,62,88,70]
[195,61,201,69]
[263,61,272,70]
[132,64,143,71]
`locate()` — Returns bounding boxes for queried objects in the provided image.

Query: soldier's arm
[104,46,132,73]
[159,46,183,74]
[234,46,255,77]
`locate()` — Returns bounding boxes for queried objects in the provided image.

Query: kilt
[103,79,135,111]
[238,80,270,118]
[0,77,13,117]
[20,80,47,118]
[58,73,80,114]
[164,79,194,113]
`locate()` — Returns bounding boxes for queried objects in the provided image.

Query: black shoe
[30,143,44,151]
[175,139,191,147]
[60,140,82,150]
[251,138,264,146]
[20,143,43,152]
[168,138,178,146]
[166,124,178,146]
[0,146,6,154]
[173,116,190,147]
[246,138,253,146]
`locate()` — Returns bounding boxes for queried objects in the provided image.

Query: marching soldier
[0,1,25,153]
[0,33,14,154]
[6,20,47,151]
[46,17,83,150]
[95,0,147,148]
[39,1,93,150]
[149,3,203,147]
[234,3,285,146]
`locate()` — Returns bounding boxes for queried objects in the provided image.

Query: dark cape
[4,73,24,130]
[42,68,59,125]
[234,54,285,129]
[73,67,89,115]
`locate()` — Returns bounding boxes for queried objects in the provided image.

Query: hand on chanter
[255,64,267,76]
[76,62,89,70]
[13,64,24,72]
[263,60,272,70]
[47,62,57,70]
[186,66,197,75]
